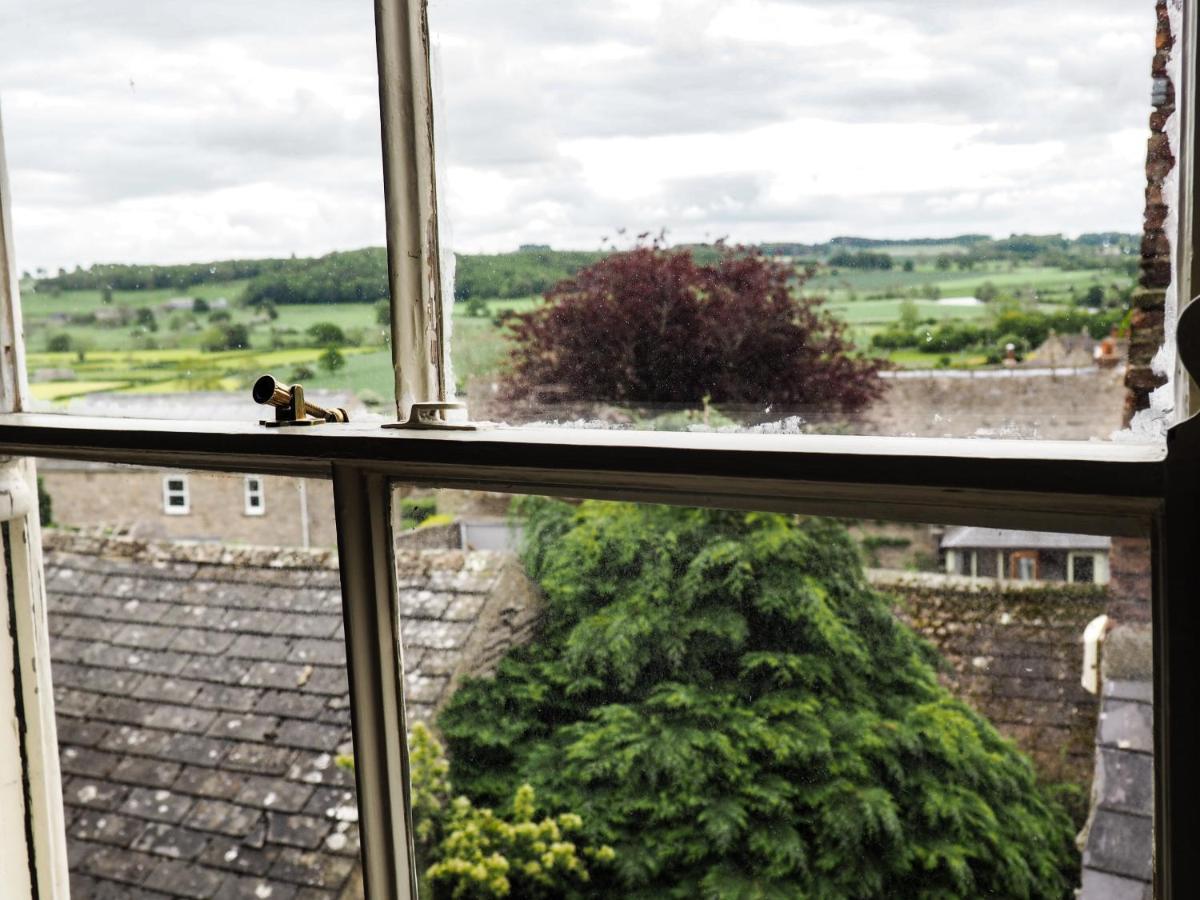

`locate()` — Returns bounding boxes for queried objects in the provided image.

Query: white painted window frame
[162,474,190,516]
[0,1,1199,898]
[1068,550,1109,586]
[244,475,265,517]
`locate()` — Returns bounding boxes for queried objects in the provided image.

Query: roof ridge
[43,529,340,571]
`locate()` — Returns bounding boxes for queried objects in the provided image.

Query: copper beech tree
[502,246,884,411]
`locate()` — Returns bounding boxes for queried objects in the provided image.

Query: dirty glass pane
[395,487,1154,897]
[430,1,1173,443]
[41,474,364,897]
[2,1,393,420]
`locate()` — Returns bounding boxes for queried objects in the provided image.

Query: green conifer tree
[439,499,1076,899]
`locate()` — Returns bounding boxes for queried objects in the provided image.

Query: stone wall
[878,576,1108,787]
[862,370,1126,441]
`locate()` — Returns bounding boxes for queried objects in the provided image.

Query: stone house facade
[39,459,338,549]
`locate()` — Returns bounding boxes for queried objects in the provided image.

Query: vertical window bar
[332,465,418,900]
[374,0,448,417]
[1178,0,1199,417]
[0,110,70,898]
[0,107,29,412]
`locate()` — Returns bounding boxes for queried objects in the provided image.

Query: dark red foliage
[501,246,885,412]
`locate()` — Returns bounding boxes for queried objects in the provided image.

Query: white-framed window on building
[162,475,189,516]
[244,475,265,516]
[1070,552,1109,585]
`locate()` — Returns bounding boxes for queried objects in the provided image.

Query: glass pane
[432,1,1174,443]
[3,1,393,419]
[42,473,362,897]
[394,486,1154,896]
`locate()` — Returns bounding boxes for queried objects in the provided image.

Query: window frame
[162,474,190,516]
[0,2,1196,899]
[244,475,265,516]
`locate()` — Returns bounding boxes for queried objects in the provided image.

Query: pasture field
[803,263,1129,301]
[20,259,1127,404]
[26,346,375,403]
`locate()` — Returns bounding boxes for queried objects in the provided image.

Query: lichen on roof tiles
[43,530,541,899]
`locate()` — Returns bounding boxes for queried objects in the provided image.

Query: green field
[803,262,1126,302]
[19,254,1133,404]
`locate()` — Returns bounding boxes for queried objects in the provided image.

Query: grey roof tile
[114,623,180,650]
[275,721,346,753]
[198,838,277,878]
[180,655,252,686]
[289,639,345,667]
[1098,700,1154,754]
[184,799,263,839]
[227,634,291,662]
[256,690,326,720]
[300,668,347,697]
[269,848,355,889]
[70,810,146,847]
[111,756,182,790]
[193,683,263,714]
[1079,869,1153,900]
[1083,809,1154,882]
[46,533,540,899]
[241,661,313,691]
[235,777,315,815]
[154,735,226,771]
[100,726,175,758]
[61,746,122,779]
[57,717,111,748]
[65,777,131,812]
[145,857,227,899]
[80,844,162,885]
[223,743,296,777]
[121,787,195,825]
[174,766,244,802]
[208,713,280,744]
[266,813,329,850]
[1095,747,1154,817]
[134,675,206,706]
[213,874,298,900]
[132,823,210,861]
[169,628,238,656]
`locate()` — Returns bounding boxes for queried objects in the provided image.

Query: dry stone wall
[879,578,1108,787]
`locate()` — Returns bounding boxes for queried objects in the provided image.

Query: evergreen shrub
[440,499,1077,898]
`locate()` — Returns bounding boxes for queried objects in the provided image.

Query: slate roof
[941,526,1111,551]
[1079,679,1154,900]
[44,531,539,900]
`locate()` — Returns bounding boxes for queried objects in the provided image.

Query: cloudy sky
[0,0,1157,273]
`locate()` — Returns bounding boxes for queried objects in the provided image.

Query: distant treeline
[761,233,1138,265]
[242,248,391,307]
[37,246,609,305]
[33,233,1141,305]
[35,257,293,292]
[454,249,604,300]
[827,251,894,270]
[872,307,1126,357]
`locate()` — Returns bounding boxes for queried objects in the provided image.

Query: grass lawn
[21,280,247,317]
[826,298,990,325]
[306,348,395,399]
[885,349,991,368]
[804,264,1131,302]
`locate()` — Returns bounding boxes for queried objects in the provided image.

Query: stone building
[941,527,1111,585]
[40,460,338,548]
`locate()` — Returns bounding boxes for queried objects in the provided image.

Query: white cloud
[0,0,1159,271]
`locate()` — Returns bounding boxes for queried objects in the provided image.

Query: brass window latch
[252,374,349,427]
[384,401,476,431]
